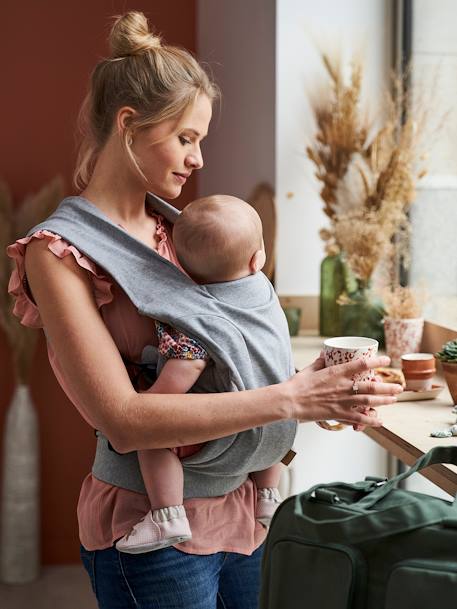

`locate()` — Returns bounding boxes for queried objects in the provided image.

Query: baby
[116,195,288,553]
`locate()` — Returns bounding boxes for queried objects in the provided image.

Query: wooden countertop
[291,335,457,495]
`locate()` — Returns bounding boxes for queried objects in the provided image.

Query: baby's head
[173,195,266,284]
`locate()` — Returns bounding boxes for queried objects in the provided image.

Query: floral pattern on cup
[323,336,379,382]
[383,317,424,369]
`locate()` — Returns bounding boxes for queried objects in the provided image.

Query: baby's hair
[173,195,263,284]
[74,11,219,190]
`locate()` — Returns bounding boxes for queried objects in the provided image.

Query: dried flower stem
[0,176,64,383]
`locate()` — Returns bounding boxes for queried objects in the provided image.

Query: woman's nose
[186,148,204,170]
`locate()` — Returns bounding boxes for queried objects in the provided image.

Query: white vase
[0,384,40,583]
[383,317,425,368]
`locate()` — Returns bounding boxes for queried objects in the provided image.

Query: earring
[127,136,133,146]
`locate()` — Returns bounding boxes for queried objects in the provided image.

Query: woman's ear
[249,249,267,274]
[115,106,137,136]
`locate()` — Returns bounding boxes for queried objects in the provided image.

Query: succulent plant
[436,339,457,363]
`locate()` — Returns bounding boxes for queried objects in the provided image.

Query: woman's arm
[25,239,401,453]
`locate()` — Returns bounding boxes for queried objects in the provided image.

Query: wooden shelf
[291,335,457,495]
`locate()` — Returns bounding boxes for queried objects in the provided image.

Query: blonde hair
[74,11,219,190]
[173,195,263,283]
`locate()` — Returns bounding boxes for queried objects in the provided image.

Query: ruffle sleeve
[7,230,114,329]
[155,321,209,361]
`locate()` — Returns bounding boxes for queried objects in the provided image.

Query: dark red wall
[1,0,197,564]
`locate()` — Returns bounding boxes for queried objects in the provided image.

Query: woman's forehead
[178,94,212,135]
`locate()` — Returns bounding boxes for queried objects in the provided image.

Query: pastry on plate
[375,367,406,389]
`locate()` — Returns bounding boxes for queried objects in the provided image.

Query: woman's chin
[149,185,182,200]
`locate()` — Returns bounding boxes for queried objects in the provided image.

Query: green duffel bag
[259,446,457,609]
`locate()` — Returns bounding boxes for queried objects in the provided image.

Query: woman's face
[130,94,212,199]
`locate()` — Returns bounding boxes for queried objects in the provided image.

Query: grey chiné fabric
[28,193,297,498]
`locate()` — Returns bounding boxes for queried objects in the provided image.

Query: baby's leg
[115,448,191,553]
[138,448,183,510]
[251,462,283,489]
[251,463,284,528]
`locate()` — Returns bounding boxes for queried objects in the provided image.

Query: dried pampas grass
[308,54,433,287]
[0,176,64,383]
[383,285,427,319]
[306,55,369,223]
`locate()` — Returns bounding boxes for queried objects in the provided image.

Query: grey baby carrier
[29,193,297,498]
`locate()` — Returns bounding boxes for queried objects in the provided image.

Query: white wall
[197,0,276,200]
[275,0,392,295]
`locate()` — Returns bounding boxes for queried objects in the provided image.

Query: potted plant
[383,286,427,368]
[435,339,457,404]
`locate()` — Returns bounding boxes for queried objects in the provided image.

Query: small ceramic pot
[441,361,457,404]
[401,353,435,391]
[383,317,424,368]
[323,336,378,382]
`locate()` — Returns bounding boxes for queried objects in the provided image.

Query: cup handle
[316,420,347,431]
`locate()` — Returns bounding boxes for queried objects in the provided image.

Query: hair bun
[109,11,161,58]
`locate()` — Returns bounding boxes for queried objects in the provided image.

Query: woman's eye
[179,136,191,145]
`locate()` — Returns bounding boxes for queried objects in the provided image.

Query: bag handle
[357,446,457,509]
[292,447,457,544]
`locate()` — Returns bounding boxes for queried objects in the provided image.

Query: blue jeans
[80,543,264,609]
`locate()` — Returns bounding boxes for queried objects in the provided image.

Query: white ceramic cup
[323,336,379,382]
[318,336,379,431]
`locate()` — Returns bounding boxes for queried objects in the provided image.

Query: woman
[8,11,400,609]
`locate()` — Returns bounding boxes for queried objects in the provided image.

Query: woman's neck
[81,141,148,225]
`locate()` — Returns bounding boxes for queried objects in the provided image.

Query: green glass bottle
[339,279,385,346]
[319,254,346,337]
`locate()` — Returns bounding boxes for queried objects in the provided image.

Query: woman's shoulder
[7,229,113,329]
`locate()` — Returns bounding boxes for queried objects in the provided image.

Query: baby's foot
[256,487,282,527]
[115,505,192,554]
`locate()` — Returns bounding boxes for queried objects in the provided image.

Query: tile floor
[0,564,97,609]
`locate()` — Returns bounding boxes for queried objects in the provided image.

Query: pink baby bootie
[115,504,192,554]
[256,487,282,527]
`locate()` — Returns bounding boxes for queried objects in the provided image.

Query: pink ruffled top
[7,214,266,555]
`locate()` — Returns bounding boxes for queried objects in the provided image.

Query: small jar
[401,353,436,391]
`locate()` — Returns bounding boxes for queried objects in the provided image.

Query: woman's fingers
[344,408,383,427]
[353,407,378,432]
[308,354,326,372]
[290,353,398,428]
[351,394,398,408]
[339,355,391,378]
[355,381,403,396]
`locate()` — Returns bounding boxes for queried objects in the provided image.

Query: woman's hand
[285,354,402,428]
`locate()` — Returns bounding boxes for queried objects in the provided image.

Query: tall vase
[319,254,357,337]
[0,384,40,583]
[339,279,385,346]
[320,254,344,336]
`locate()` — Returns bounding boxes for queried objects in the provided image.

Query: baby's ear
[249,249,266,274]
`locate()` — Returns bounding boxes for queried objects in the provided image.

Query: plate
[396,384,445,402]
